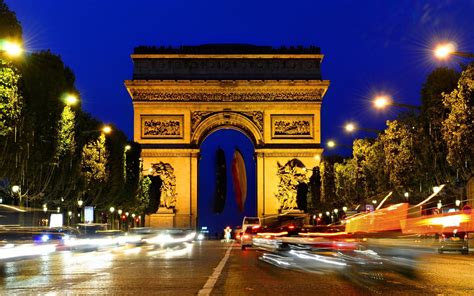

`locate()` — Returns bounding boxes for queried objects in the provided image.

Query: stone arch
[191,112,263,147]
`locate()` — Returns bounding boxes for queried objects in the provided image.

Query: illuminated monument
[125,45,329,228]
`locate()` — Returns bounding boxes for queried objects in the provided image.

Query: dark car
[438,230,469,254]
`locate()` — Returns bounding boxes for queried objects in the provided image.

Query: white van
[242,216,261,233]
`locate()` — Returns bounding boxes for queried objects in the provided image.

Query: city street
[1,240,473,295]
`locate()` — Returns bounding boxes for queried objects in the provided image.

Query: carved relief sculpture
[271,115,314,138]
[275,159,309,210]
[151,162,177,209]
[191,111,264,135]
[141,115,184,139]
[131,89,325,102]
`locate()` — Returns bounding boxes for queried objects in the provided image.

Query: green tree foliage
[81,133,108,183]
[0,0,22,40]
[320,157,341,207]
[306,166,321,212]
[380,120,420,192]
[442,63,474,183]
[0,2,137,216]
[334,159,359,206]
[56,106,76,159]
[353,138,389,198]
[136,174,151,215]
[419,67,460,186]
[0,59,22,136]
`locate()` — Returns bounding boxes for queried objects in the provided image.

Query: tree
[320,156,342,207]
[353,138,389,198]
[81,133,108,183]
[419,67,460,186]
[0,0,22,40]
[306,166,321,212]
[0,59,22,136]
[442,63,474,184]
[56,105,76,159]
[380,120,420,194]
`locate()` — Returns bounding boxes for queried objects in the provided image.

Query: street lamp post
[434,43,474,60]
[117,209,123,230]
[77,200,83,224]
[109,207,115,229]
[372,95,420,111]
[11,185,21,206]
[344,122,381,134]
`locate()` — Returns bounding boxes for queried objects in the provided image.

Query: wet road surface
[1,241,473,295]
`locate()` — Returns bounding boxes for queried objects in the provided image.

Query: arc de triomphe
[125,45,329,229]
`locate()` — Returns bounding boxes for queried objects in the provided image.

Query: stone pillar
[147,207,175,228]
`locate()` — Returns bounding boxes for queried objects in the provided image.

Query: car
[438,230,469,254]
[241,225,261,250]
[242,216,261,235]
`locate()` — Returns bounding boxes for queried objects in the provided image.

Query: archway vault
[126,44,329,229]
[192,111,263,147]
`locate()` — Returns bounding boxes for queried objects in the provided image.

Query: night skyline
[6,0,474,154]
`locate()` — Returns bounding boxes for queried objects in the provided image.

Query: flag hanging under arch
[231,149,247,212]
[213,148,227,213]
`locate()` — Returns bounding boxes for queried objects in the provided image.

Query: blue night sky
[6,0,474,152]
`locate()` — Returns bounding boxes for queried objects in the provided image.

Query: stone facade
[125,45,329,229]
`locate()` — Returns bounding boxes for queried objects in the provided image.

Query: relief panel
[271,114,314,139]
[141,115,184,139]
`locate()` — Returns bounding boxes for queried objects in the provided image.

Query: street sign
[365,204,374,213]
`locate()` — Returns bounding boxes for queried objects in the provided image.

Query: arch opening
[197,128,256,239]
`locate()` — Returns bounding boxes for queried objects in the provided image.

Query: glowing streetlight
[434,42,474,59]
[455,200,461,207]
[437,200,442,209]
[125,212,129,217]
[131,213,136,218]
[434,43,456,59]
[345,123,356,133]
[325,211,330,216]
[327,140,336,148]
[125,145,131,151]
[0,40,23,57]
[109,207,115,213]
[344,122,380,134]
[372,200,377,205]
[102,125,112,134]
[373,95,391,109]
[372,95,420,111]
[404,192,409,199]
[77,200,83,207]
[11,185,20,193]
[334,209,339,214]
[342,206,348,212]
[118,209,123,215]
[64,94,79,106]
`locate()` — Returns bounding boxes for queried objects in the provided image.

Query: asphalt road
[1,241,473,295]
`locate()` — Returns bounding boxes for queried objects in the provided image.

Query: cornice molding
[125,80,329,102]
[131,54,324,60]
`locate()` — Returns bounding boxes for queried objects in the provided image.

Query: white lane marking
[197,244,234,296]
